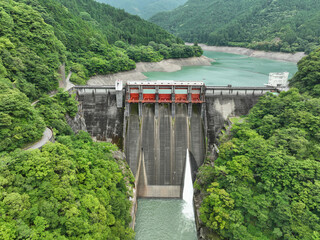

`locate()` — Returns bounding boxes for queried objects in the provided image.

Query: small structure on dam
[72,81,277,198]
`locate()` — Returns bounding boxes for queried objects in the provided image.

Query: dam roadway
[71,81,277,198]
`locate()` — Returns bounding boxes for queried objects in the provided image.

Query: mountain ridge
[96,0,187,19]
[150,0,320,53]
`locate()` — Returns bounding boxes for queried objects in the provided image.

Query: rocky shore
[87,56,214,85]
[195,43,306,63]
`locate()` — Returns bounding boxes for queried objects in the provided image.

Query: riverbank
[87,56,214,85]
[194,44,306,63]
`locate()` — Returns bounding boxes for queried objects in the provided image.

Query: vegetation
[196,48,320,239]
[0,0,65,100]
[290,48,320,95]
[116,41,203,62]
[0,82,45,152]
[96,0,187,20]
[35,89,78,136]
[0,132,135,239]
[36,0,181,45]
[150,0,320,53]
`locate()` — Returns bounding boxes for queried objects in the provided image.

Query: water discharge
[182,149,195,220]
[134,51,298,239]
[134,150,198,240]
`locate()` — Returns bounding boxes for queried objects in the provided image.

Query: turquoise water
[134,51,298,240]
[144,51,298,86]
[135,199,197,240]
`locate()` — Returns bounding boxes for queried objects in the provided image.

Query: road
[24,128,53,150]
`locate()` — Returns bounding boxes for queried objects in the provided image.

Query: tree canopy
[0,0,65,99]
[0,82,45,152]
[0,132,135,239]
[290,48,320,95]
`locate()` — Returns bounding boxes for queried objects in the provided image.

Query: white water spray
[182,149,195,220]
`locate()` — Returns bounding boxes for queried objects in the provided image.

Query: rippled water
[135,199,197,240]
[134,51,298,240]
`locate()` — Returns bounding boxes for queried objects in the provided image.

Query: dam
[71,81,276,198]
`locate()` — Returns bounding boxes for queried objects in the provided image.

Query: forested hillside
[33,0,181,45]
[0,0,66,99]
[0,133,135,239]
[150,0,320,53]
[196,48,320,239]
[96,0,187,19]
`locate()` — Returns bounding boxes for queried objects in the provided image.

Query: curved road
[26,72,74,150]
[24,128,53,150]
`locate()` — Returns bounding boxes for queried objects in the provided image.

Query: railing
[205,86,277,95]
[72,85,116,89]
[71,85,278,95]
[69,85,119,95]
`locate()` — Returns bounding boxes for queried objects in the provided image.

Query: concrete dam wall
[76,90,124,147]
[124,103,206,198]
[205,94,262,149]
[74,85,268,198]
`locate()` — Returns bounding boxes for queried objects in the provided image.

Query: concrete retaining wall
[77,91,124,148]
[205,94,262,149]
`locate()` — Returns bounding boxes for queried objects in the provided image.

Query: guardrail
[70,85,278,95]
[205,86,277,95]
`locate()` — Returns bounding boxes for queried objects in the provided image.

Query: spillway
[124,102,205,198]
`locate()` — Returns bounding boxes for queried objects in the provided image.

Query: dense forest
[150,0,320,53]
[96,0,187,19]
[196,48,320,239]
[0,133,135,239]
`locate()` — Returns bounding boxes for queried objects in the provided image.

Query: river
[134,51,298,240]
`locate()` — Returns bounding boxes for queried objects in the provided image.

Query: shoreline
[194,43,306,63]
[88,56,214,85]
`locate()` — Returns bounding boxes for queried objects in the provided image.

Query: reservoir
[144,51,298,86]
[134,51,298,240]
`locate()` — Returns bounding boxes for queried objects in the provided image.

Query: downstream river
[134,51,298,240]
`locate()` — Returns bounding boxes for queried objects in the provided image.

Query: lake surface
[144,51,298,86]
[134,51,298,240]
